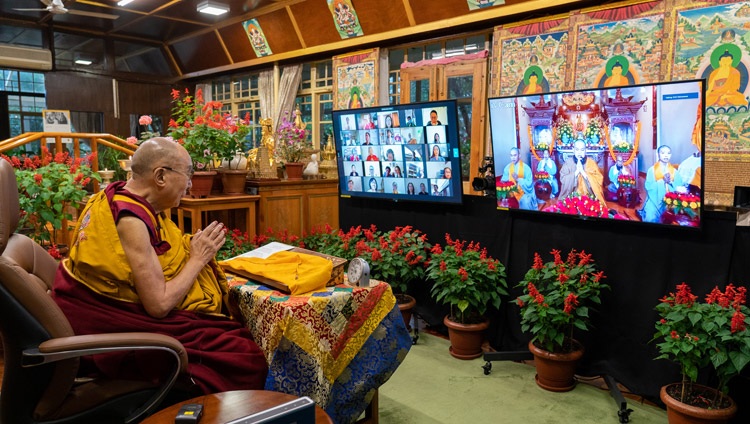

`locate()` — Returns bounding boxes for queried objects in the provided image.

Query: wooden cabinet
[246,179,340,236]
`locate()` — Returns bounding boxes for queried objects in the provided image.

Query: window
[211,73,263,150]
[387,33,489,106]
[2,69,46,142]
[297,61,333,149]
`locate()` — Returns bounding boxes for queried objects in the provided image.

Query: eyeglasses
[159,166,194,179]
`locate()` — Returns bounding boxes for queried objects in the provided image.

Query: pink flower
[126,136,138,145]
[139,115,152,126]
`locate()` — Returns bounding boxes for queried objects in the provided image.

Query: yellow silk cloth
[63,190,228,315]
[220,250,333,295]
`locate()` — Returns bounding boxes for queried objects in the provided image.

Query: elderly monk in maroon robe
[52,137,267,394]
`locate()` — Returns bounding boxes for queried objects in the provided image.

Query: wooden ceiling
[0,0,593,80]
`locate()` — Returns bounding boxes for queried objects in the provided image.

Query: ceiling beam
[180,0,588,80]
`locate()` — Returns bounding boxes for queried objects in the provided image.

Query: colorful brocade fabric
[228,279,412,424]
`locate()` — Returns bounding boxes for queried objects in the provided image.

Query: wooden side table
[176,194,260,235]
[141,390,333,424]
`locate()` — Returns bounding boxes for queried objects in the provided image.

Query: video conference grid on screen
[335,102,462,204]
[488,79,705,229]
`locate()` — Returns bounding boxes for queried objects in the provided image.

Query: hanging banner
[242,19,272,57]
[327,0,364,39]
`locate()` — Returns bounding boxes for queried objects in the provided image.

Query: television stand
[482,352,633,423]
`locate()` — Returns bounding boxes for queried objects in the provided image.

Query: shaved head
[131,137,187,177]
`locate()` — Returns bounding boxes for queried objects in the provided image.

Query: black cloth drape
[340,196,748,422]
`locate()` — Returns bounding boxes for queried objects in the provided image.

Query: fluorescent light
[197,1,229,16]
[117,0,134,5]
[75,59,93,65]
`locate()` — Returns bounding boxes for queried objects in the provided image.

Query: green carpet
[378,333,667,423]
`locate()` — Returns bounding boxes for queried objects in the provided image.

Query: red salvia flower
[731,310,746,333]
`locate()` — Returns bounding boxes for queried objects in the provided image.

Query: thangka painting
[242,19,272,57]
[327,0,363,39]
[668,0,750,157]
[568,1,665,90]
[332,48,379,110]
[492,18,570,97]
[467,0,505,11]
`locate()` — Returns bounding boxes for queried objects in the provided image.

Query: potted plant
[352,225,431,330]
[653,282,749,424]
[167,88,251,195]
[2,148,100,258]
[275,110,310,180]
[515,248,609,391]
[427,234,507,359]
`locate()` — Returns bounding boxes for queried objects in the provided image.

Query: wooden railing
[0,132,138,192]
[1,132,138,247]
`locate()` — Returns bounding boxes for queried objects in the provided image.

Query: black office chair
[0,158,189,424]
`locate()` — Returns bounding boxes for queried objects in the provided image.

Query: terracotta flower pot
[220,168,249,195]
[189,170,217,198]
[285,162,304,180]
[443,316,489,360]
[396,294,416,331]
[528,340,584,392]
[660,383,737,424]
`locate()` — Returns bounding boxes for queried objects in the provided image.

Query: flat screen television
[333,100,463,204]
[488,79,705,228]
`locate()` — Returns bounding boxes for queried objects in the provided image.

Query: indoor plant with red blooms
[653,282,750,423]
[352,225,431,296]
[2,148,100,257]
[515,249,609,391]
[517,249,610,353]
[427,234,507,359]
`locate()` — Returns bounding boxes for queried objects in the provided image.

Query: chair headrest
[0,159,20,254]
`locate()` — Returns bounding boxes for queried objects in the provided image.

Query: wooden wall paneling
[264,195,305,236]
[288,1,344,47]
[307,190,340,232]
[352,0,411,35]
[220,24,257,63]
[117,80,172,138]
[45,72,112,112]
[171,32,232,75]
[407,0,482,25]
[248,180,340,236]
[257,9,305,53]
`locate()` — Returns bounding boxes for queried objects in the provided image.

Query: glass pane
[315,61,333,88]
[9,113,21,137]
[446,39,464,57]
[389,49,405,71]
[8,95,20,112]
[409,79,430,103]
[3,71,18,91]
[300,64,312,90]
[447,75,474,180]
[465,35,486,53]
[426,43,442,60]
[407,47,423,63]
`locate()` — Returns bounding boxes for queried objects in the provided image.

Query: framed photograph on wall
[333,48,379,110]
[42,109,72,133]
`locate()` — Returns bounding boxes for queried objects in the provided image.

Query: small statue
[303,153,319,177]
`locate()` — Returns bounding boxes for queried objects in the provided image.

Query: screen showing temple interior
[333,100,463,204]
[488,79,705,228]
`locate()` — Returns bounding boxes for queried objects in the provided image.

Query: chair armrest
[24,332,188,372]
[25,333,189,424]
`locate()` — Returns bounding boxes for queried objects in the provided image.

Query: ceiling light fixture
[117,0,135,6]
[197,1,229,16]
[75,59,93,66]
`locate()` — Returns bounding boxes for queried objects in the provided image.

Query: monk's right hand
[190,221,226,264]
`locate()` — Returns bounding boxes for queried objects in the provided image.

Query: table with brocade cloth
[226,278,412,424]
